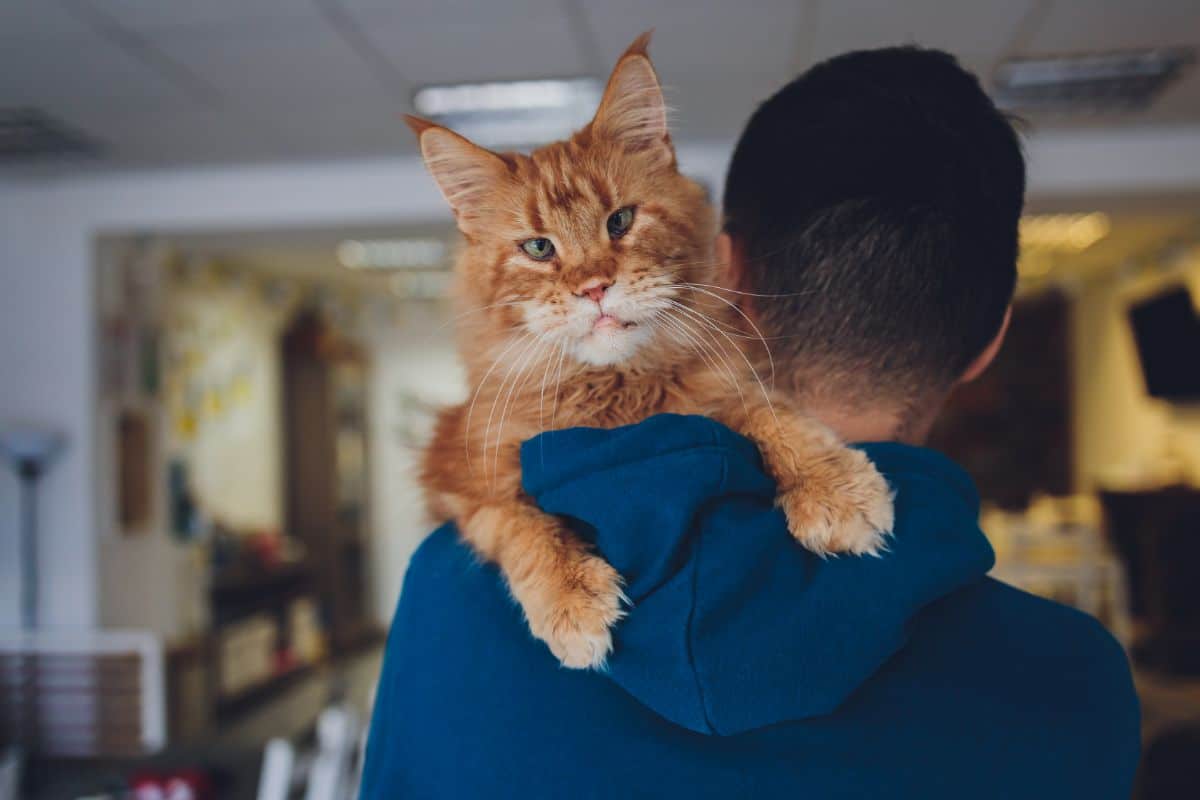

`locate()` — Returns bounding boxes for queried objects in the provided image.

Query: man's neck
[801,400,939,446]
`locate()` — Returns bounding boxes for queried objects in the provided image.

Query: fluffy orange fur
[412,32,893,669]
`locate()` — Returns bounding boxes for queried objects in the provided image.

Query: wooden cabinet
[1101,487,1200,674]
[281,311,375,652]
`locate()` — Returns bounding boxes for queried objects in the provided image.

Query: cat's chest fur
[538,363,718,430]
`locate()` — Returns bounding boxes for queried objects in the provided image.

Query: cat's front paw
[777,448,894,557]
[526,554,626,669]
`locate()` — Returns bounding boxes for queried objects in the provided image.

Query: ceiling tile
[0,33,190,113]
[338,0,552,28]
[0,1,94,41]
[809,0,1037,73]
[344,0,589,85]
[70,0,322,31]
[1149,68,1200,124]
[60,106,290,165]
[251,99,420,160]
[155,18,393,107]
[1024,0,1200,53]
[659,71,783,143]
[579,0,805,79]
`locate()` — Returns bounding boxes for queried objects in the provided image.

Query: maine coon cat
[411,33,893,669]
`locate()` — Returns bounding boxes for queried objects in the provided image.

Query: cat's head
[408,32,715,369]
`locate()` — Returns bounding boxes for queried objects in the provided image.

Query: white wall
[3,127,1200,632]
[366,302,465,624]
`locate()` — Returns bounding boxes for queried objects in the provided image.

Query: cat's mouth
[592,313,637,332]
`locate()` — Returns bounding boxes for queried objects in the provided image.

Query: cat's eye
[520,238,555,261]
[607,206,636,239]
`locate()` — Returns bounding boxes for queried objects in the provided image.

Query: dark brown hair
[724,46,1026,393]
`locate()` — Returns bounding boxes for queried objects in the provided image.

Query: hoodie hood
[521,414,994,736]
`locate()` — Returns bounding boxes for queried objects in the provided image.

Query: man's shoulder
[398,523,518,633]
[409,522,471,575]
[948,576,1129,664]
[401,523,495,610]
[407,525,1135,689]
[915,575,1140,725]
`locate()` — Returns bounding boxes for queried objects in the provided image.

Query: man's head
[721,46,1025,433]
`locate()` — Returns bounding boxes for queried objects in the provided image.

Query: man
[361,47,1140,798]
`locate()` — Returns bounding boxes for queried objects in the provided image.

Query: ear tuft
[592,32,671,158]
[403,114,439,137]
[623,29,654,59]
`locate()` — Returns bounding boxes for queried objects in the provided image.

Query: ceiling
[3,0,1198,171]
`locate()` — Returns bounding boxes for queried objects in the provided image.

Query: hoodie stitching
[683,447,727,736]
[524,419,760,494]
[527,442,751,492]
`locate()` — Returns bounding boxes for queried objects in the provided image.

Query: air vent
[0,108,100,160]
[993,47,1195,113]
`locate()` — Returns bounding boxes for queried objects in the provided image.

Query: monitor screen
[1127,286,1200,402]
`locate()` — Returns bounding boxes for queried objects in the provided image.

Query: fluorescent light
[412,78,602,148]
[337,238,447,270]
[414,78,600,115]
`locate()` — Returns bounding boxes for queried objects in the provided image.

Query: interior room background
[2,1,1200,798]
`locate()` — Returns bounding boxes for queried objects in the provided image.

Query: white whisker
[550,339,569,430]
[478,332,540,480]
[667,284,777,390]
[659,309,748,417]
[667,300,778,425]
[491,337,547,486]
[463,330,534,475]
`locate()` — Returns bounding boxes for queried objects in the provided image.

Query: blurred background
[1,1,1199,798]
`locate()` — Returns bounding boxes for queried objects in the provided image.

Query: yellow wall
[1072,255,1200,491]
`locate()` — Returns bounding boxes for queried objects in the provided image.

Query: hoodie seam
[528,443,746,493]
[524,419,760,495]
[683,448,727,736]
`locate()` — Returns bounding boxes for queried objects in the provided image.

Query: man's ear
[715,231,741,288]
[404,114,509,225]
[716,231,757,318]
[959,306,1012,383]
[590,31,673,164]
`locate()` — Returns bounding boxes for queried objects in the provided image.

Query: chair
[256,705,365,800]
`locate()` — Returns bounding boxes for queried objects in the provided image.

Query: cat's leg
[421,403,624,669]
[459,498,625,669]
[716,397,894,557]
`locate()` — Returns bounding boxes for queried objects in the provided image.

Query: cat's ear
[591,31,673,163]
[405,115,509,224]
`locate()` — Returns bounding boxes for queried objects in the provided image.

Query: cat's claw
[777,450,894,558]
[527,555,626,670]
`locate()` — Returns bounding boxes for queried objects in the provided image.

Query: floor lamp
[0,427,66,631]
[0,426,65,783]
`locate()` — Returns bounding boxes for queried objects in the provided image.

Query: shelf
[210,561,313,602]
[213,659,323,723]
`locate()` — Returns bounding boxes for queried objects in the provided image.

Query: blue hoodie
[361,414,1140,798]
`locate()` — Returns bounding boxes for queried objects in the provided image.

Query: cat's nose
[576,279,612,304]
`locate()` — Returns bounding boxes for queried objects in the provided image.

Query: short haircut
[723,47,1025,396]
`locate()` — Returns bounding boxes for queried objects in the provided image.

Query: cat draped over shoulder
[410,32,893,669]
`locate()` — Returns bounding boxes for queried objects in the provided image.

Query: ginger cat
[410,33,893,669]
